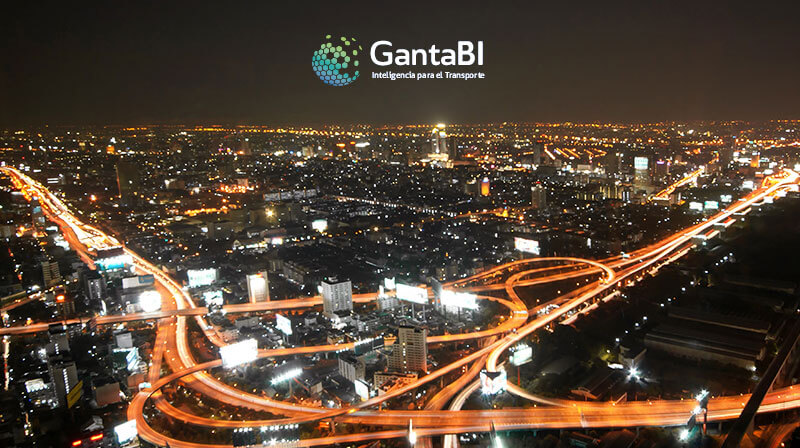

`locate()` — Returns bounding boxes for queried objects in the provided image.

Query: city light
[480,370,507,395]
[276,314,292,335]
[514,237,540,255]
[114,420,137,444]
[396,283,428,304]
[440,290,479,309]
[138,290,161,313]
[271,367,302,385]
[220,339,258,368]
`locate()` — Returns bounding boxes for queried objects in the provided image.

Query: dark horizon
[2,0,799,127]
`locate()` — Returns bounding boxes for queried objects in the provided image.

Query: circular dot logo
[312,35,362,86]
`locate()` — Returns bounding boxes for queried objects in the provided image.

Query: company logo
[312,35,362,86]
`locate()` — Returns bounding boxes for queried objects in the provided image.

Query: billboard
[704,200,719,210]
[96,254,133,271]
[67,380,83,408]
[440,290,479,310]
[220,338,258,368]
[634,156,649,171]
[384,277,396,290]
[122,275,154,289]
[688,201,704,211]
[514,237,541,255]
[354,379,370,401]
[354,337,385,355]
[138,290,162,313]
[187,268,218,288]
[480,370,507,395]
[203,290,223,306]
[396,283,428,304]
[510,344,533,366]
[311,219,328,233]
[720,194,733,203]
[114,420,138,444]
[276,314,292,336]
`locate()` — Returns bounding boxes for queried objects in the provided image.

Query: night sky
[2,1,799,126]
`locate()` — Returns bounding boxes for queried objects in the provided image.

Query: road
[3,166,799,448]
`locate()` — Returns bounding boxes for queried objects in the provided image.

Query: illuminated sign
[276,314,292,336]
[742,180,755,190]
[354,379,370,401]
[688,202,704,211]
[25,378,46,393]
[138,290,161,313]
[510,344,533,366]
[114,420,138,444]
[311,219,328,233]
[187,268,218,288]
[514,237,540,255]
[704,200,719,210]
[384,277,396,290]
[96,254,133,271]
[634,156,649,171]
[395,283,428,304]
[480,370,507,395]
[220,338,258,368]
[271,367,302,385]
[203,290,223,306]
[720,194,733,203]
[440,290,479,310]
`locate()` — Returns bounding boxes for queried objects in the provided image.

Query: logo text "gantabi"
[370,41,484,66]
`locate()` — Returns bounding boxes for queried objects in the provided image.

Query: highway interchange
[2,166,800,447]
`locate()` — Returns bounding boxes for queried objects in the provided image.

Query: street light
[408,420,416,446]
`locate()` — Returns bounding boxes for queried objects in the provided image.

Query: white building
[321,277,352,315]
[246,271,269,303]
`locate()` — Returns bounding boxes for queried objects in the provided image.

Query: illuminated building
[321,277,352,315]
[41,259,61,287]
[338,353,366,383]
[115,160,139,204]
[48,358,78,408]
[480,177,490,196]
[531,184,547,209]
[246,271,270,303]
[388,326,427,373]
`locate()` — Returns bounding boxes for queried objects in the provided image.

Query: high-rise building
[531,184,547,209]
[338,353,366,383]
[246,272,269,303]
[532,141,544,166]
[84,271,105,303]
[388,326,427,373]
[115,160,139,204]
[41,260,61,287]
[480,177,491,196]
[31,197,45,226]
[321,277,353,315]
[48,358,78,408]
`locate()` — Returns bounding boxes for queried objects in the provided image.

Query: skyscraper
[48,358,78,408]
[321,277,353,315]
[531,184,547,209]
[115,160,140,204]
[388,326,427,373]
[41,260,61,287]
[246,272,270,303]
